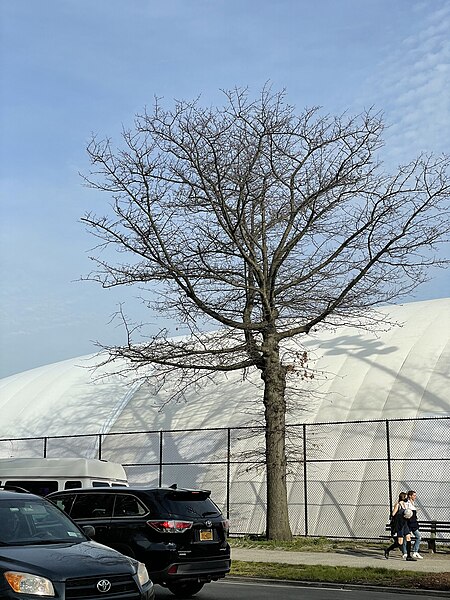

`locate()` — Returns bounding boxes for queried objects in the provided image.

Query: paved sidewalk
[231,547,450,573]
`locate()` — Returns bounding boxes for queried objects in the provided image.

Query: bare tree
[82,87,449,540]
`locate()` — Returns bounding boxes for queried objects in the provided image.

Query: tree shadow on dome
[306,332,449,414]
[315,334,398,358]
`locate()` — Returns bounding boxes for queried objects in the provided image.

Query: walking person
[384,492,416,561]
[402,490,423,559]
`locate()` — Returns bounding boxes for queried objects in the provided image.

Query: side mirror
[83,525,96,538]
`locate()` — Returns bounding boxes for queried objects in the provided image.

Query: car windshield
[0,498,86,546]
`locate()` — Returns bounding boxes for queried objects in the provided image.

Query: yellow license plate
[199,529,213,541]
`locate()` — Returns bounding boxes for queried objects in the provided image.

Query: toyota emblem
[205,520,212,527]
[96,579,112,593]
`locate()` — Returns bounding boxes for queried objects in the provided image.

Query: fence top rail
[0,415,448,443]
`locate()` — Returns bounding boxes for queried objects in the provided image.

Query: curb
[226,575,450,597]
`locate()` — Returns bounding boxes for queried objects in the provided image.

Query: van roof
[0,458,127,481]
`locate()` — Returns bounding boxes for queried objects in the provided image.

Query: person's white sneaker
[402,553,407,559]
[412,552,423,559]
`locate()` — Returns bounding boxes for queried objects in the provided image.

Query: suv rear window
[156,491,221,519]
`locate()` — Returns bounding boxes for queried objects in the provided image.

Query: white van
[0,457,128,496]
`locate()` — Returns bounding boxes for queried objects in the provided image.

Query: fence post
[226,428,231,521]
[429,521,437,553]
[385,420,393,512]
[158,430,163,487]
[303,423,308,536]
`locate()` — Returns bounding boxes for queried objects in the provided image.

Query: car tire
[166,580,204,597]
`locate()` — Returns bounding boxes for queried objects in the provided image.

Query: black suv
[47,486,231,597]
[0,487,154,599]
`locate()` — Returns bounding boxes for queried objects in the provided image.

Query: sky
[1,0,449,379]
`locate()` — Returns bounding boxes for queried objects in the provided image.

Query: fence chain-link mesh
[1,416,448,539]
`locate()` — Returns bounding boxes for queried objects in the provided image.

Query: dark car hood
[0,540,135,580]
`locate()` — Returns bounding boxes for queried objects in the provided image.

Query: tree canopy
[83,87,449,539]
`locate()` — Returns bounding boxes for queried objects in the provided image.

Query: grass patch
[228,537,450,591]
[230,560,450,591]
[229,536,382,553]
[229,536,450,555]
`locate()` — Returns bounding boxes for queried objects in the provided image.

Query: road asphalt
[231,546,450,573]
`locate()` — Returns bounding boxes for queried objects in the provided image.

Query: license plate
[199,529,213,541]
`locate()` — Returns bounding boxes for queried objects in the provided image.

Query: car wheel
[166,580,204,597]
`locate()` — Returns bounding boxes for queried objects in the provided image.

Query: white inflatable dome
[1,298,448,439]
[0,298,448,537]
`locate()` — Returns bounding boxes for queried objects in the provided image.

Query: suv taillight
[146,520,193,533]
[221,519,230,535]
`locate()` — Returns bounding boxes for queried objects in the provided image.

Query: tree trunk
[261,333,292,540]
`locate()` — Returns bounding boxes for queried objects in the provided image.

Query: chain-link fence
[1,416,448,539]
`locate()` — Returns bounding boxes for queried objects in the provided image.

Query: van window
[113,494,147,517]
[92,481,111,487]
[70,494,114,519]
[64,480,82,490]
[5,480,58,496]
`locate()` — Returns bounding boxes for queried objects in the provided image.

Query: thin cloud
[360,2,450,163]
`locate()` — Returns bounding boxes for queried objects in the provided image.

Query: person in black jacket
[384,492,416,561]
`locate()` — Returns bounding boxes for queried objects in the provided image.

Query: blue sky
[1,0,449,378]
